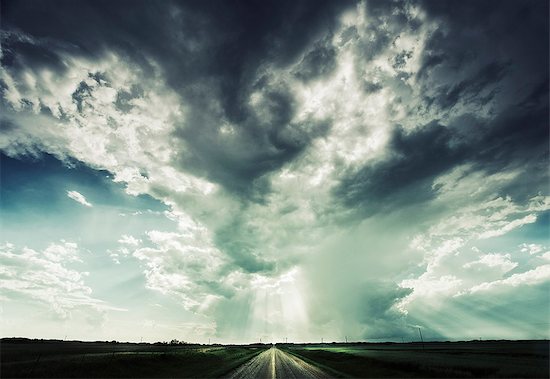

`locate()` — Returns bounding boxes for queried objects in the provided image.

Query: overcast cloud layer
[1,0,548,343]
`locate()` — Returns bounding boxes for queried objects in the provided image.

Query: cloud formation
[0,0,548,341]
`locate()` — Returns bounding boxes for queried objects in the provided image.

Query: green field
[1,339,267,378]
[3,339,548,378]
[282,341,549,378]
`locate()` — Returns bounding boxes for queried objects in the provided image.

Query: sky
[0,0,548,344]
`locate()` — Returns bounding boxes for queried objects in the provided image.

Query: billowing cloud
[0,0,548,342]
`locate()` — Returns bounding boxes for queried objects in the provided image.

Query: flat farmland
[1,339,267,378]
[2,339,548,378]
[282,340,549,378]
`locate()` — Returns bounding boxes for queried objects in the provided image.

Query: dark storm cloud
[472,106,549,203]
[336,99,548,215]
[173,84,300,200]
[174,86,332,200]
[1,37,63,72]
[362,81,383,94]
[3,0,548,242]
[2,0,355,197]
[417,0,548,108]
[293,39,337,82]
[335,0,548,216]
[164,0,350,198]
[335,121,466,213]
[114,84,144,113]
[72,81,93,113]
[425,61,509,111]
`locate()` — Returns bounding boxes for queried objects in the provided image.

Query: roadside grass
[283,341,549,378]
[1,343,266,378]
[282,348,349,378]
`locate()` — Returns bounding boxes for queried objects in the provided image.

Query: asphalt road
[227,347,328,379]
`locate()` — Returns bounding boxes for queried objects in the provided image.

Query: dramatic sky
[1,0,548,343]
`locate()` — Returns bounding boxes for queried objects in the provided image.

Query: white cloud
[463,253,518,273]
[520,243,546,255]
[469,265,550,293]
[67,190,92,207]
[118,234,141,246]
[400,275,463,303]
[397,165,549,318]
[132,223,243,311]
[478,214,538,239]
[425,166,547,243]
[0,241,122,320]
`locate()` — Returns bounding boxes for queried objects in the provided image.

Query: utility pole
[345,336,348,343]
[418,328,425,350]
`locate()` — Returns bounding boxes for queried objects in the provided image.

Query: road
[227,347,328,379]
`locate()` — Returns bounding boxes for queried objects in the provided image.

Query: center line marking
[271,348,276,379]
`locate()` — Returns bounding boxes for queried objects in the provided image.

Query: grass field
[281,340,549,378]
[3,339,548,378]
[1,339,268,378]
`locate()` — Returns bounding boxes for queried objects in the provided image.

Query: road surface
[227,347,328,379]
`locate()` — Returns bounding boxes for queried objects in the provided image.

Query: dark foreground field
[282,340,549,378]
[1,339,548,378]
[1,339,267,378]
